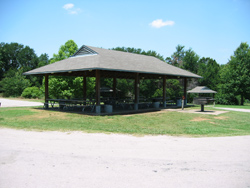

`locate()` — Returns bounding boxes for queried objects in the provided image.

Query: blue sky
[0,0,249,64]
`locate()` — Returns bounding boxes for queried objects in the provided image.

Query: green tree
[50,39,78,63]
[216,64,238,105]
[44,40,91,99]
[0,68,30,97]
[182,48,200,74]
[226,42,250,105]
[166,44,185,67]
[0,42,38,80]
[166,45,200,74]
[197,57,221,90]
[38,53,49,68]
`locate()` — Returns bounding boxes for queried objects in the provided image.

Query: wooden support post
[113,76,116,98]
[95,70,101,106]
[134,73,139,110]
[45,74,49,101]
[183,78,187,105]
[45,74,49,109]
[83,76,87,99]
[163,75,166,108]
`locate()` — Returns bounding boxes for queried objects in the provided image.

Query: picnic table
[44,99,96,112]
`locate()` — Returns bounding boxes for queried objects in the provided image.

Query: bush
[215,92,238,105]
[0,69,30,97]
[21,87,41,99]
[245,99,250,104]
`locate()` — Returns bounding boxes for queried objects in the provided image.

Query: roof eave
[24,67,202,79]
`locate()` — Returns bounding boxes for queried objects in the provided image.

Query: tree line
[0,40,249,105]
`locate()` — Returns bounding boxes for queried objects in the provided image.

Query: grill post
[201,104,204,112]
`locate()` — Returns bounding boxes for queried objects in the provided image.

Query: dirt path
[0,128,250,188]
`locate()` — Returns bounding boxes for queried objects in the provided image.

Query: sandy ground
[0,128,250,188]
[0,98,43,107]
[167,108,228,115]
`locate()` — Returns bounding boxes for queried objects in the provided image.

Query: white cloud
[63,3,74,10]
[68,8,81,14]
[63,3,81,14]
[150,19,175,28]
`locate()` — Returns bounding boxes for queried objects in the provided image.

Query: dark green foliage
[0,42,48,96]
[46,76,95,99]
[198,57,221,90]
[166,45,185,67]
[0,68,30,97]
[216,42,250,105]
[166,45,200,74]
[21,86,42,99]
[227,42,250,105]
[182,48,200,74]
[50,39,78,64]
[38,53,49,68]
[0,42,39,80]
[141,79,161,98]
[44,40,83,99]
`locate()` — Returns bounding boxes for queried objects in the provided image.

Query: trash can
[104,105,113,113]
[176,99,182,107]
[153,102,160,108]
[96,105,101,114]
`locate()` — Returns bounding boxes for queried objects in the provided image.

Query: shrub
[21,87,41,99]
[215,92,238,105]
[0,69,30,97]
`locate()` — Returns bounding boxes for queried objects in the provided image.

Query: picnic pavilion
[188,86,217,111]
[24,45,202,114]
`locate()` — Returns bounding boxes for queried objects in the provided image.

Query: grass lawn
[0,106,250,137]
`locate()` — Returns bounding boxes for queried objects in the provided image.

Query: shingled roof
[24,45,202,78]
[187,86,217,93]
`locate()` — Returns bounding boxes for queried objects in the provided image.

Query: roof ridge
[72,45,98,57]
[87,45,164,62]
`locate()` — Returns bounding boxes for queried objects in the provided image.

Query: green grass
[1,106,250,137]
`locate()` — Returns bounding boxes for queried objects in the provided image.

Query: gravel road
[214,107,250,113]
[0,128,250,188]
[0,98,43,107]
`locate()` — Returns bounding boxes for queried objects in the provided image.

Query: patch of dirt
[122,110,168,117]
[214,116,228,120]
[209,122,216,124]
[20,109,69,120]
[191,117,209,122]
